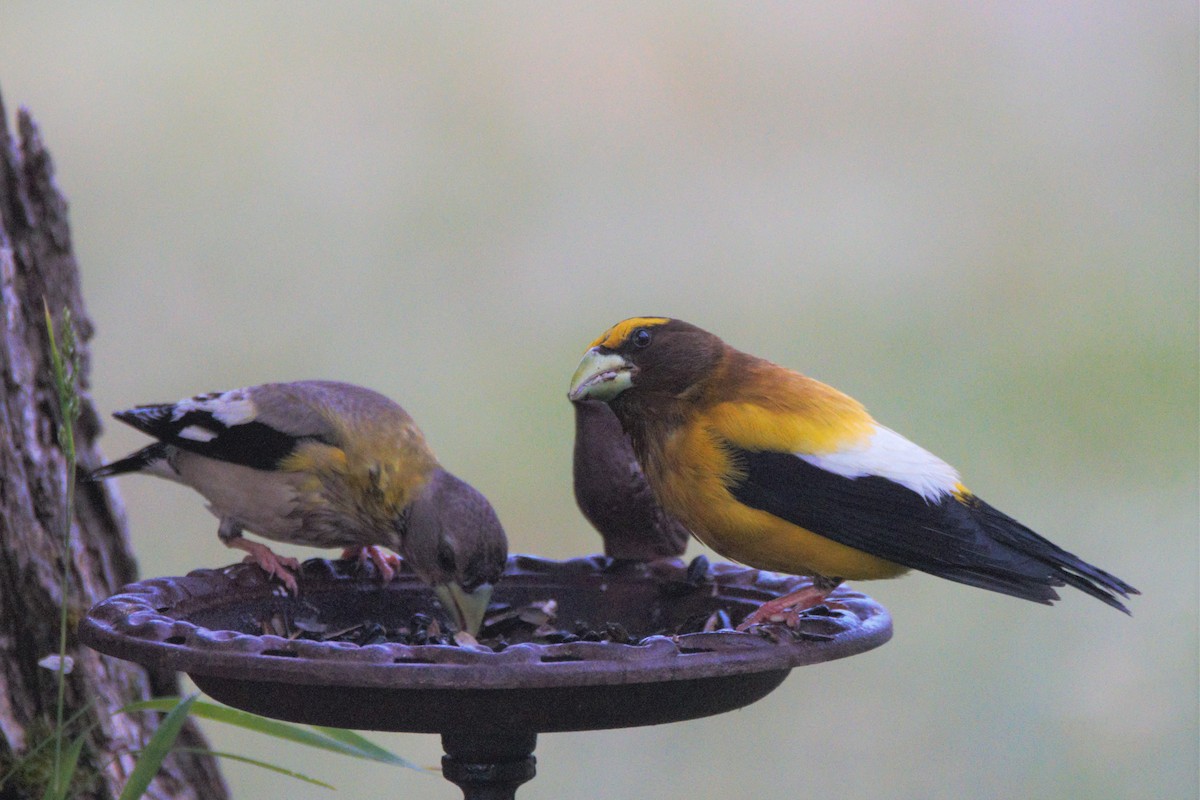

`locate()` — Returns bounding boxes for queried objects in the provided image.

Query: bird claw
[230,539,300,593]
[341,545,402,581]
[739,600,848,631]
[239,553,300,594]
[736,586,841,631]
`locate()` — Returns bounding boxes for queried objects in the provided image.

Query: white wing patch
[798,424,960,502]
[178,424,218,442]
[172,388,258,427]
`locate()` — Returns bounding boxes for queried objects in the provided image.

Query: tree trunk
[0,90,228,799]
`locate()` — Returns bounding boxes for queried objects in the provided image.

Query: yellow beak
[568,348,634,402]
[434,582,495,636]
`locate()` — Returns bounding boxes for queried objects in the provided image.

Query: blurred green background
[2,4,1196,799]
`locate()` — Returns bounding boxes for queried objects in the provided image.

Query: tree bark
[0,90,228,799]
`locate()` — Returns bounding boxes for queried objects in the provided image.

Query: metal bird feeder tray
[80,555,892,798]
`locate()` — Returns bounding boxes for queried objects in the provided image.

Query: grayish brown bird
[572,398,691,560]
[91,380,508,635]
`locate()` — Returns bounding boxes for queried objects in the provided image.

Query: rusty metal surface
[80,555,891,733]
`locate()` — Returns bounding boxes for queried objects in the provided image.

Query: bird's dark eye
[632,328,652,349]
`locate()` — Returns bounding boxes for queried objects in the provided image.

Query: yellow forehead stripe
[590,317,671,349]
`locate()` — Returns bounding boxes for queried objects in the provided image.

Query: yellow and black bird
[568,317,1137,627]
[92,380,507,635]
[572,398,691,561]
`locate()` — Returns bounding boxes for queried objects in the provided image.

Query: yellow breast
[647,421,907,581]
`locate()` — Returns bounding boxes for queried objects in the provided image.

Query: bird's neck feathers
[609,345,729,466]
[709,351,876,452]
[613,343,876,461]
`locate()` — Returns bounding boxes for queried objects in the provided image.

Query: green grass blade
[123,698,424,771]
[170,748,335,790]
[40,735,85,800]
[117,694,199,800]
[42,301,78,800]
[308,726,418,768]
[0,702,97,791]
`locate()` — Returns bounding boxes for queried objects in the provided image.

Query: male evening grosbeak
[92,380,507,635]
[568,317,1137,628]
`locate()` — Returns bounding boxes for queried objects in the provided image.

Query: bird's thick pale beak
[568,348,634,402]
[435,582,494,636]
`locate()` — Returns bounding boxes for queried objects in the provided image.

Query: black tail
[970,496,1140,614]
[89,442,171,480]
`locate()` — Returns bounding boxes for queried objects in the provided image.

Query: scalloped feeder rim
[80,554,892,798]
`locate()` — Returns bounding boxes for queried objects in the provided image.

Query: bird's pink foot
[229,538,300,593]
[737,584,842,631]
[341,545,402,581]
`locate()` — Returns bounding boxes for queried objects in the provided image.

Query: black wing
[113,404,315,471]
[728,447,1137,612]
